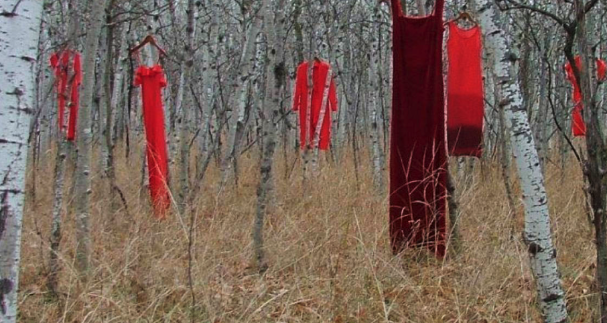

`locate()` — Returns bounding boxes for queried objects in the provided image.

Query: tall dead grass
[19,143,595,322]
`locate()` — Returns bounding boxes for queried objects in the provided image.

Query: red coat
[292,60,338,150]
[565,56,607,136]
[134,65,170,218]
[50,50,82,141]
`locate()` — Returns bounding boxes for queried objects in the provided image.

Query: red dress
[446,22,484,157]
[389,0,447,257]
[565,56,607,137]
[50,50,82,141]
[292,60,338,150]
[134,65,170,218]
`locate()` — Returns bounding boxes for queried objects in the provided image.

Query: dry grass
[19,144,596,322]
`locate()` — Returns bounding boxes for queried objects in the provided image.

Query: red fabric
[446,22,484,157]
[292,60,338,150]
[134,65,170,218]
[50,50,82,141]
[572,104,586,136]
[565,56,607,137]
[389,0,447,257]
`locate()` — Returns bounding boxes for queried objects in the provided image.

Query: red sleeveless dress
[446,22,484,157]
[389,0,447,257]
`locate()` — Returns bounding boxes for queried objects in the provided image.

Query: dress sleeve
[134,69,142,87]
[160,74,167,88]
[564,62,575,85]
[598,59,607,82]
[74,53,83,85]
[50,53,59,69]
[329,76,338,112]
[292,64,304,111]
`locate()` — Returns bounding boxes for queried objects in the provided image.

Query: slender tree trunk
[368,10,384,191]
[177,0,198,212]
[478,1,568,322]
[0,1,43,321]
[221,7,263,187]
[73,0,108,275]
[253,0,285,272]
[570,1,607,320]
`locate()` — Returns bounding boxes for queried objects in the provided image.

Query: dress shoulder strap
[390,0,402,18]
[433,0,444,18]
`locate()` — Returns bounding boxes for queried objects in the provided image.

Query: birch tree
[478,1,568,321]
[73,0,108,275]
[0,1,43,321]
[253,0,286,272]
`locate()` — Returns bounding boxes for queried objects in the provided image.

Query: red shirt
[292,60,338,150]
[50,50,82,141]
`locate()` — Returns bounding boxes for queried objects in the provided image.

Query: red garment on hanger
[292,60,338,150]
[134,65,170,218]
[50,50,82,141]
[389,0,447,257]
[446,22,484,157]
[565,56,607,137]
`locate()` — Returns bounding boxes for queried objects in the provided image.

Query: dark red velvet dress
[389,0,447,257]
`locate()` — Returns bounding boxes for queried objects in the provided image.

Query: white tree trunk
[0,1,43,321]
[368,12,384,191]
[221,9,263,187]
[73,0,107,275]
[177,0,198,212]
[478,1,568,322]
[253,0,285,271]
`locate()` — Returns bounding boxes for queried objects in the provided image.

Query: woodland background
[4,0,607,321]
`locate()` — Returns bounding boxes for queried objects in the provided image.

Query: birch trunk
[570,1,607,319]
[478,1,568,322]
[0,1,43,321]
[177,0,198,212]
[73,0,107,275]
[253,0,285,271]
[368,11,384,191]
[221,8,263,187]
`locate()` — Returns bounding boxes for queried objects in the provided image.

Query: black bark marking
[528,242,543,255]
[0,191,8,240]
[543,293,561,302]
[0,278,14,315]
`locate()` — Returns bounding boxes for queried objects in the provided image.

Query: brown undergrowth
[19,144,594,322]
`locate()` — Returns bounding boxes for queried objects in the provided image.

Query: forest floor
[18,145,596,322]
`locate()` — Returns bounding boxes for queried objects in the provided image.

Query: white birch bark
[253,0,285,271]
[478,1,568,322]
[177,0,198,212]
[73,0,107,275]
[0,1,43,321]
[368,11,384,191]
[221,8,263,187]
[199,0,219,165]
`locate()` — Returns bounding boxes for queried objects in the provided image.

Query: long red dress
[565,56,607,137]
[446,22,484,157]
[50,50,82,141]
[292,60,338,150]
[134,65,170,218]
[389,0,447,257]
